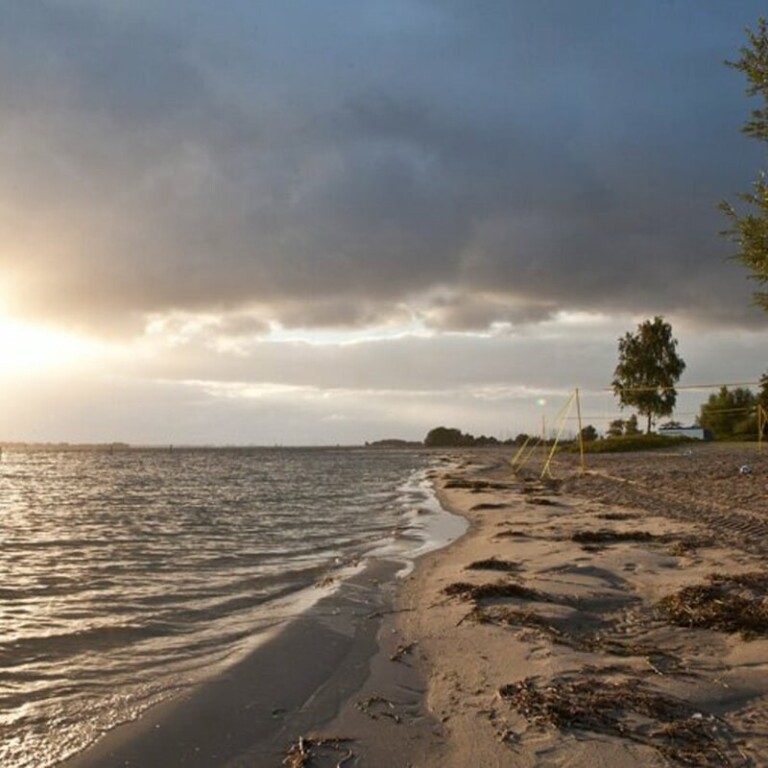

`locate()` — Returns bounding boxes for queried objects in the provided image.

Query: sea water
[0,447,464,767]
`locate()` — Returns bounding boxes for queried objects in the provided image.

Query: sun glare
[0,317,105,376]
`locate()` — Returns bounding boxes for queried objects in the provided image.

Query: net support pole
[575,387,586,473]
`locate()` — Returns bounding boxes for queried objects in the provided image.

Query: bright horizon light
[0,314,109,376]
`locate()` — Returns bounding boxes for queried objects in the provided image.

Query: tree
[612,317,686,434]
[579,424,598,442]
[606,418,625,438]
[758,371,768,410]
[424,426,467,447]
[720,18,768,309]
[698,386,757,439]
[624,414,641,435]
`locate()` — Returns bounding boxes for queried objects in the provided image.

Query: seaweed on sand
[525,497,560,506]
[282,736,355,767]
[443,579,544,602]
[595,512,638,521]
[356,695,402,723]
[465,607,683,672]
[572,529,655,545]
[666,535,714,556]
[466,606,563,638]
[443,478,511,492]
[493,529,529,539]
[657,572,768,637]
[466,557,520,573]
[499,676,737,766]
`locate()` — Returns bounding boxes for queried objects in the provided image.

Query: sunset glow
[0,315,106,376]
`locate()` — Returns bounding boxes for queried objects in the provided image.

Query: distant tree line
[423,426,529,448]
[697,379,768,440]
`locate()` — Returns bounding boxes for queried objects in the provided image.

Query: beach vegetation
[604,413,641,438]
[578,424,598,442]
[612,316,686,433]
[424,426,503,447]
[720,18,768,310]
[697,385,757,439]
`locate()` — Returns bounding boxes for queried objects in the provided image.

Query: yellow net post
[541,391,576,479]
[510,435,532,468]
[516,436,543,473]
[575,387,586,474]
[759,405,766,454]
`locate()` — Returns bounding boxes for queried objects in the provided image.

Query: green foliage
[579,424,598,442]
[625,414,641,435]
[606,413,645,439]
[759,371,768,410]
[698,386,757,439]
[424,426,473,447]
[423,426,501,447]
[612,317,686,434]
[721,18,768,309]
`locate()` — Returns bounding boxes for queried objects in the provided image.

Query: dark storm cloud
[2,0,766,334]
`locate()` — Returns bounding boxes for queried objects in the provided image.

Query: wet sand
[61,560,421,767]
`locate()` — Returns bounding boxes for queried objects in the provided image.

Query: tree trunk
[646,412,652,434]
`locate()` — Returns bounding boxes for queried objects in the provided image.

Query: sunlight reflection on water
[0,447,445,767]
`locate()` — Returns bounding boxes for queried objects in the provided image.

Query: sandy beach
[314,444,768,767]
[60,444,768,767]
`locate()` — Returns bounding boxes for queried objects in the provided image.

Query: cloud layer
[2,0,767,338]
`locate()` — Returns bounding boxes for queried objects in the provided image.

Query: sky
[1,0,767,445]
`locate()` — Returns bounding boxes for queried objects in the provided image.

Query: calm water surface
[0,447,458,767]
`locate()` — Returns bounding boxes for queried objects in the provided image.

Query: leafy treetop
[612,317,686,434]
[720,18,768,309]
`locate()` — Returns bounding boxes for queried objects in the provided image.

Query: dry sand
[312,444,768,767]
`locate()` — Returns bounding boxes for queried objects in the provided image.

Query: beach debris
[739,464,753,475]
[666,534,714,557]
[443,579,545,603]
[282,736,355,768]
[465,606,563,637]
[390,641,417,662]
[493,529,530,539]
[572,529,655,546]
[466,557,521,573]
[465,606,685,673]
[657,572,768,637]
[356,695,402,723]
[595,511,638,521]
[524,497,560,506]
[470,502,511,511]
[499,676,736,766]
[443,477,511,492]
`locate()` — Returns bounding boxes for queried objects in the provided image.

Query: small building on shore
[657,425,711,440]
